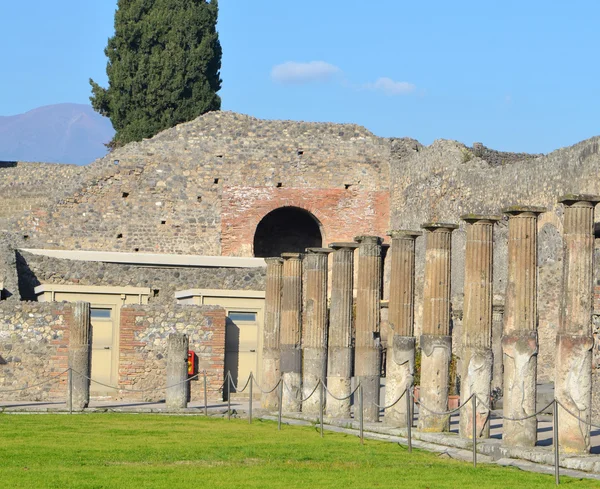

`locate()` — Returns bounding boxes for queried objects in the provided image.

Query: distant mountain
[0,103,115,165]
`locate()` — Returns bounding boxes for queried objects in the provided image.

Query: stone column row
[259,197,599,455]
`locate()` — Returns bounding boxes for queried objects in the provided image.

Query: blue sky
[1,0,599,153]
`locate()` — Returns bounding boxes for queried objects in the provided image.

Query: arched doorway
[253,207,323,257]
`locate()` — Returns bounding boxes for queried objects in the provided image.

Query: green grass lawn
[0,413,596,488]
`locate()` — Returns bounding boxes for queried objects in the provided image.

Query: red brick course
[221,187,390,256]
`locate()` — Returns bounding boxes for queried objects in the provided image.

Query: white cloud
[366,77,416,96]
[271,61,341,85]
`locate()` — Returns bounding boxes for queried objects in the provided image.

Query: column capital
[265,257,284,265]
[305,247,333,254]
[329,242,359,250]
[354,235,382,245]
[387,229,422,239]
[281,252,303,260]
[502,205,546,216]
[460,214,502,224]
[558,194,600,207]
[421,222,459,231]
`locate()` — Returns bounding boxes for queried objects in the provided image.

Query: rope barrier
[475,394,555,422]
[322,382,360,401]
[250,373,281,395]
[227,372,252,393]
[415,393,474,416]
[370,387,407,410]
[555,400,600,430]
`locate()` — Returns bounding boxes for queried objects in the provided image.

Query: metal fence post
[68,368,73,415]
[554,400,560,485]
[278,377,283,431]
[203,370,208,416]
[406,387,412,453]
[249,373,253,424]
[472,395,477,468]
[319,380,324,438]
[227,371,231,421]
[359,384,364,446]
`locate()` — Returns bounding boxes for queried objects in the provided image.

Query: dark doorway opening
[253,207,323,257]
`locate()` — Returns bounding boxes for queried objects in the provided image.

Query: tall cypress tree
[90,0,222,147]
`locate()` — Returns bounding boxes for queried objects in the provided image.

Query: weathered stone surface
[261,258,283,410]
[459,216,498,439]
[0,302,72,401]
[384,336,415,426]
[491,303,504,402]
[354,236,382,423]
[280,253,303,413]
[67,301,91,411]
[418,334,452,432]
[502,207,544,448]
[556,196,600,453]
[502,331,538,447]
[166,333,189,409]
[418,223,457,432]
[326,243,356,418]
[384,230,420,426]
[302,249,330,414]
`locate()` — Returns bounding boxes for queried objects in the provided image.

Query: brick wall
[119,304,226,401]
[221,187,390,256]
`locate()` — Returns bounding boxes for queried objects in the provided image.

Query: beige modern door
[201,297,263,392]
[90,306,118,395]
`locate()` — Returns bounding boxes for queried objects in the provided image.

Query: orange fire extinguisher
[187,351,196,377]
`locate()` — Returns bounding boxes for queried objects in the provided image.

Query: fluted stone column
[67,301,91,411]
[280,253,303,413]
[166,333,189,410]
[459,215,500,439]
[354,235,383,423]
[302,248,331,414]
[261,258,283,410]
[491,303,504,402]
[326,242,357,418]
[502,206,545,447]
[384,230,421,426]
[418,223,458,432]
[556,195,599,453]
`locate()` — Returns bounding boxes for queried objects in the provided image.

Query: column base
[502,330,538,448]
[384,336,415,427]
[302,347,326,414]
[357,375,380,423]
[260,349,280,411]
[556,333,593,454]
[326,376,351,418]
[459,347,492,439]
[282,371,302,413]
[417,335,451,432]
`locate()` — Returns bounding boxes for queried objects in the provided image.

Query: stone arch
[253,206,323,258]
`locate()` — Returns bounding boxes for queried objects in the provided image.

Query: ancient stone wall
[16,251,266,302]
[0,301,72,401]
[119,304,226,401]
[0,161,85,225]
[15,112,390,255]
[389,136,600,382]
